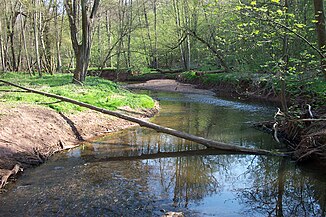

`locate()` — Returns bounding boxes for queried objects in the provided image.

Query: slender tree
[313,0,326,79]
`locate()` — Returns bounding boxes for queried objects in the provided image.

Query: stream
[0,91,325,217]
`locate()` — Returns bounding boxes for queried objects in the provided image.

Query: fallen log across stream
[0,79,286,156]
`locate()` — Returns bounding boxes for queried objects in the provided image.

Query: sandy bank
[126,79,215,95]
[0,102,158,189]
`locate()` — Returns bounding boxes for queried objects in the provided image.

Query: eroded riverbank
[0,102,158,189]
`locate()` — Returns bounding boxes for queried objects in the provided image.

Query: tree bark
[126,0,133,68]
[105,10,112,67]
[33,0,42,77]
[153,0,158,68]
[313,0,326,79]
[0,79,285,157]
[20,10,32,75]
[0,20,7,72]
[143,1,154,67]
[116,0,125,71]
[54,0,63,73]
[64,0,100,83]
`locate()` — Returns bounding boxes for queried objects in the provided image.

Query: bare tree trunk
[105,10,112,67]
[54,0,63,73]
[126,0,133,68]
[7,2,19,72]
[116,0,125,71]
[280,0,289,115]
[65,0,100,83]
[282,0,289,67]
[33,0,42,77]
[142,1,153,67]
[173,0,185,69]
[313,0,326,79]
[20,11,32,75]
[0,20,7,72]
[153,0,158,68]
[136,0,149,66]
[40,24,52,74]
[183,0,191,70]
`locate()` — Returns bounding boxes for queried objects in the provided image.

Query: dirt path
[125,79,215,95]
[0,102,158,189]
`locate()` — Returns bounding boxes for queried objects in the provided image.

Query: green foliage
[181,71,325,107]
[0,73,155,113]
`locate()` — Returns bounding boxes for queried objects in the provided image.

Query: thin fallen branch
[0,79,284,156]
[291,119,326,122]
[153,68,186,74]
[194,70,227,75]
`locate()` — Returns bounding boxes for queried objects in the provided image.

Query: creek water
[0,91,325,217]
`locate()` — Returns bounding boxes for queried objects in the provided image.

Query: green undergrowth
[181,71,326,107]
[0,73,155,113]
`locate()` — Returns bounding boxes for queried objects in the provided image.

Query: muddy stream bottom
[1,91,325,217]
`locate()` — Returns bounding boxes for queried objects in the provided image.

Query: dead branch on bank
[152,68,186,74]
[0,79,284,156]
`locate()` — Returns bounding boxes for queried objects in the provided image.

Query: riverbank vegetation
[0,73,155,112]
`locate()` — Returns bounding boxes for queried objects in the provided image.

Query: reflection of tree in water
[236,157,326,216]
[171,156,219,207]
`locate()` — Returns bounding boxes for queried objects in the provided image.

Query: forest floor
[0,102,158,189]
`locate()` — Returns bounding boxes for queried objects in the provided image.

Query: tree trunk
[0,20,7,72]
[126,0,133,69]
[65,0,100,83]
[54,0,63,73]
[173,0,185,69]
[143,1,154,67]
[181,0,191,70]
[20,12,32,75]
[282,0,289,68]
[7,8,20,71]
[313,0,326,79]
[9,32,16,71]
[116,0,124,71]
[105,11,112,67]
[33,0,42,77]
[153,0,158,68]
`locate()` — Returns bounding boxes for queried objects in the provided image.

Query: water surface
[1,91,325,217]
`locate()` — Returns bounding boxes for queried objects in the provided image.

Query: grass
[0,72,155,113]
